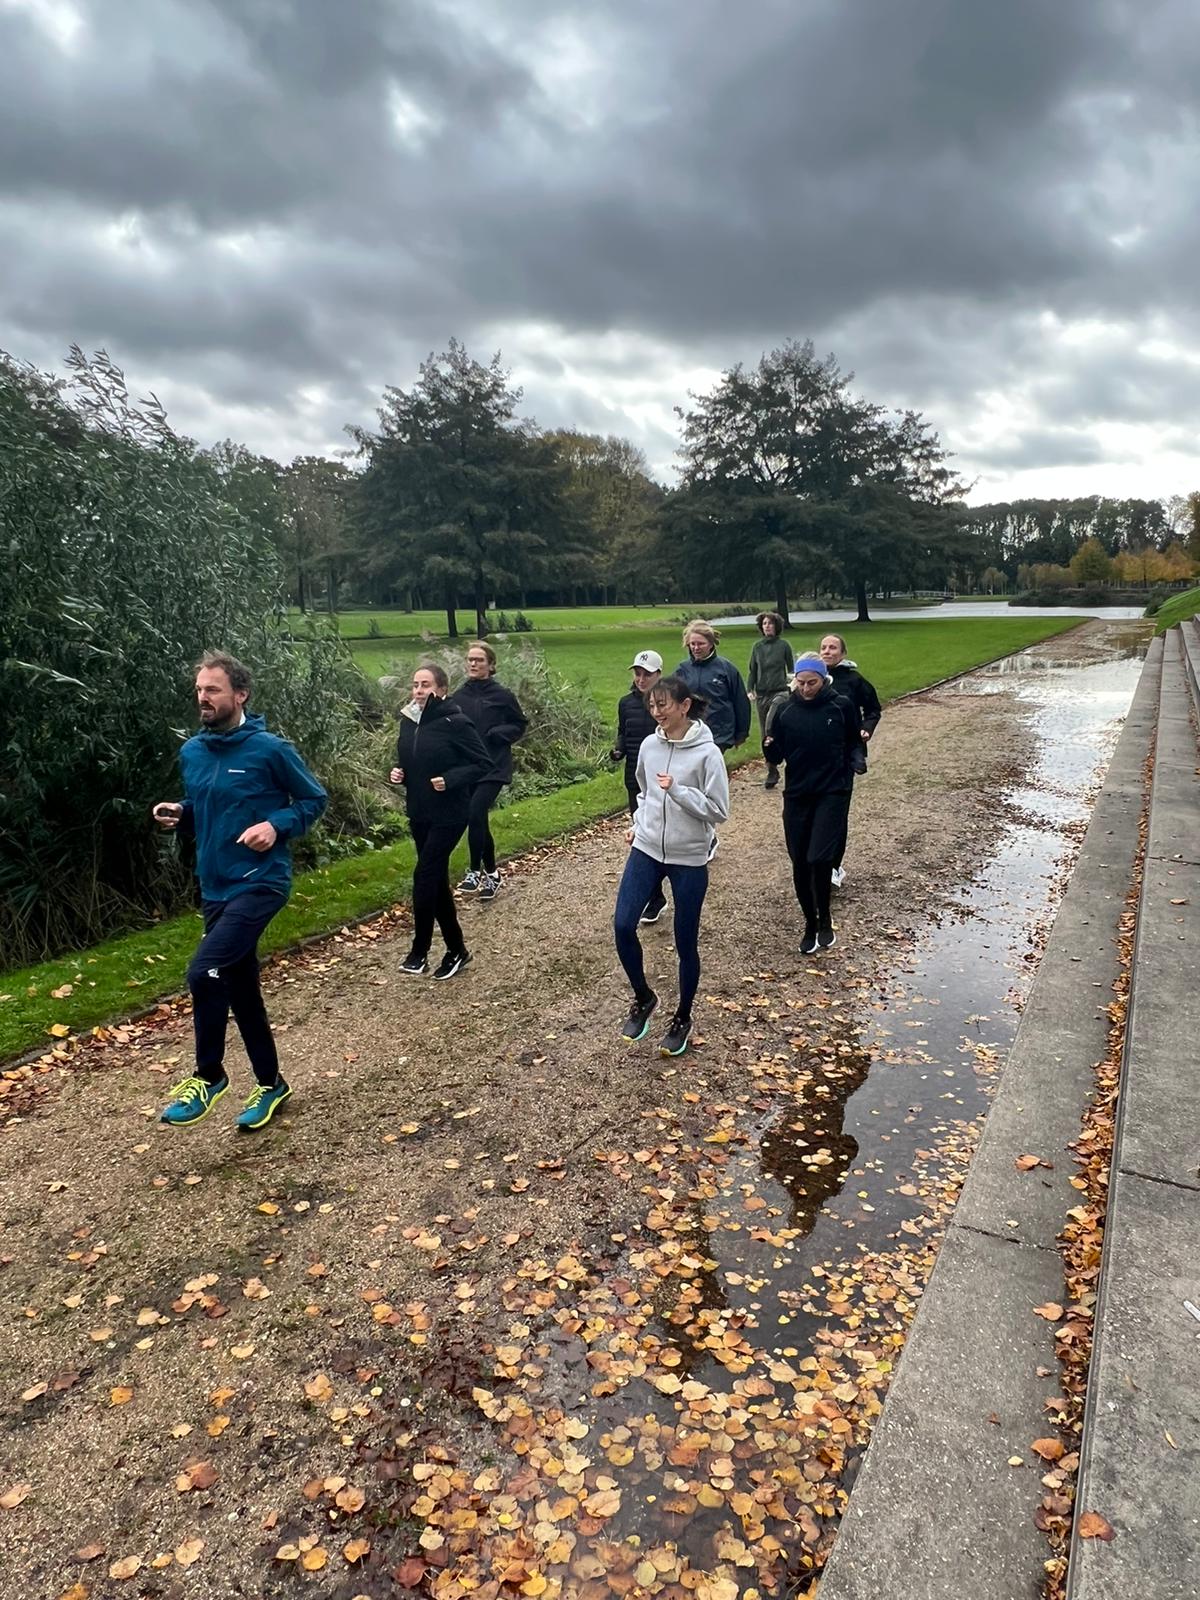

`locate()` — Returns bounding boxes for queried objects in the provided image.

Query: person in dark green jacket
[747,611,794,789]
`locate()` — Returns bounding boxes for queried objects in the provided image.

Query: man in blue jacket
[152,651,327,1131]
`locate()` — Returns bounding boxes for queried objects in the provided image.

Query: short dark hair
[648,673,709,721]
[416,659,449,691]
[194,650,252,694]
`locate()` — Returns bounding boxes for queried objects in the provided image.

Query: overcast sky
[2,0,1197,502]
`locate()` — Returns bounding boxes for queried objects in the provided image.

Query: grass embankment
[2,614,1081,1062]
[1153,585,1200,634]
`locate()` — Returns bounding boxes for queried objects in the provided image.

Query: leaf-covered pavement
[0,658,1113,1600]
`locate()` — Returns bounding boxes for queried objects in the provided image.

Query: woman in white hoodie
[614,675,730,1057]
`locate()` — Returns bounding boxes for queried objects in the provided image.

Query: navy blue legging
[188,888,287,1086]
[614,848,708,1018]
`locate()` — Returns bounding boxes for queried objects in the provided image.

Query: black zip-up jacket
[611,684,658,790]
[829,661,882,736]
[395,695,491,825]
[447,676,528,785]
[762,685,860,797]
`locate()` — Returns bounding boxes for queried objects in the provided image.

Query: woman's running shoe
[478,872,501,902]
[659,1012,693,1057]
[160,1073,229,1126]
[622,991,658,1041]
[400,951,428,975]
[458,871,481,892]
[433,949,472,981]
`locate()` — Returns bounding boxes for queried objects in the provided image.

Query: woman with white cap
[762,653,861,955]
[611,649,668,923]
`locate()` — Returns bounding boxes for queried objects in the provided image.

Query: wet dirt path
[0,621,1148,1600]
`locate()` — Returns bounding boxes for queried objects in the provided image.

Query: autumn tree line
[199,338,1200,631]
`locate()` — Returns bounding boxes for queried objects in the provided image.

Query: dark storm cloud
[1,0,1197,488]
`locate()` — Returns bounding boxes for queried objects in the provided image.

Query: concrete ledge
[1068,629,1200,1600]
[818,640,1161,1600]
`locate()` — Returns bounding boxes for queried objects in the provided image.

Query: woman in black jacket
[610,648,667,924]
[819,634,881,888]
[762,654,861,956]
[448,642,528,901]
[390,662,491,980]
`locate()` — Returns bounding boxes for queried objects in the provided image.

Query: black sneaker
[764,767,780,790]
[659,1012,693,1057]
[400,951,428,976]
[639,896,667,926]
[817,926,836,951]
[622,991,658,1041]
[478,872,501,902]
[432,949,472,981]
[799,926,819,956]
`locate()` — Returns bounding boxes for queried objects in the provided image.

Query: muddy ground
[0,626,1124,1600]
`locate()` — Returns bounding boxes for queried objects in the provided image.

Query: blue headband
[793,654,830,679]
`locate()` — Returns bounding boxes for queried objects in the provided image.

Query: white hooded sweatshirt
[631,719,730,866]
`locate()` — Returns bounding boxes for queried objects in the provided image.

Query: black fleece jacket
[762,685,861,796]
[395,695,491,825]
[829,661,882,736]
[611,684,658,790]
[447,676,528,784]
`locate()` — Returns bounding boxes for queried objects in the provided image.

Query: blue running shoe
[161,1074,229,1127]
[236,1078,293,1131]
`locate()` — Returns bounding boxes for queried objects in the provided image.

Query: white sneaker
[831,866,845,889]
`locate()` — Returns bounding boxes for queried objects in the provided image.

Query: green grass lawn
[2,612,1083,1063]
[355,615,1085,718]
[1153,586,1200,634]
[296,602,771,640]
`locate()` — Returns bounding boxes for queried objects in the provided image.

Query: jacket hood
[197,710,266,747]
[832,659,859,671]
[401,694,454,725]
[654,718,714,749]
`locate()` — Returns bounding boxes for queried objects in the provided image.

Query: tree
[0,349,372,966]
[282,455,355,614]
[349,342,585,638]
[668,340,961,621]
[1070,537,1114,585]
[981,565,1006,595]
[545,431,663,604]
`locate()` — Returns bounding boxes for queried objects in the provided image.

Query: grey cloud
[1,0,1198,492]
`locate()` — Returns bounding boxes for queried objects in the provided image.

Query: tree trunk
[774,570,789,627]
[855,578,872,623]
[474,572,488,640]
[445,584,459,638]
[326,561,338,616]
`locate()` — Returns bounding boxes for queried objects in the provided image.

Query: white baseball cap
[629,649,663,672]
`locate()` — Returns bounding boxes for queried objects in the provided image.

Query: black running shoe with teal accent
[433,949,472,981]
[659,1012,692,1057]
[236,1078,292,1131]
[621,990,658,1041]
[160,1073,229,1127]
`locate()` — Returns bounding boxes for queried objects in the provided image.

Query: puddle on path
[682,649,1147,1360]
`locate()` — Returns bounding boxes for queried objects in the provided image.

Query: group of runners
[152,618,880,1127]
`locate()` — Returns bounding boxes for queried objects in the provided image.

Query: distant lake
[712,602,1147,625]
